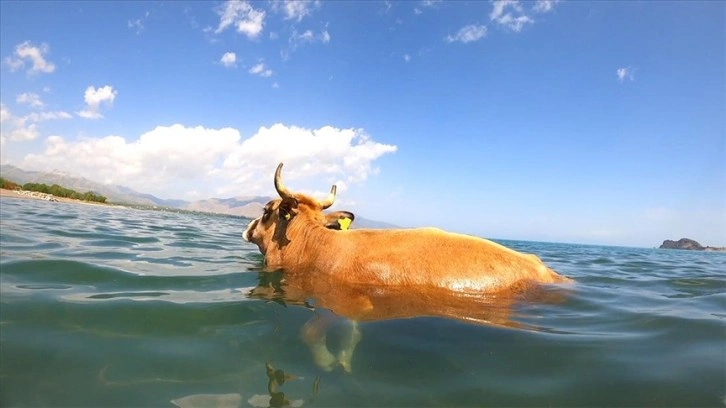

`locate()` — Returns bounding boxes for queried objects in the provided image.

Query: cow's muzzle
[242,218,259,242]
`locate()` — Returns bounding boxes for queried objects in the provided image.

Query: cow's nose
[242,218,258,242]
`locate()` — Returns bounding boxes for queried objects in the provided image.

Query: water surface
[1,197,724,407]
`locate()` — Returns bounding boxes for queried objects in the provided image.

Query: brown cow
[243,163,572,371]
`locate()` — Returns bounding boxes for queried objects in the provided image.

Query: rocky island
[659,238,726,252]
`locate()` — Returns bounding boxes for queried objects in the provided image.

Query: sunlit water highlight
[1,197,724,407]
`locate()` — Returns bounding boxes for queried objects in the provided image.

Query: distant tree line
[0,177,107,203]
[0,177,20,190]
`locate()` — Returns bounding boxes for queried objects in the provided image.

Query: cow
[243,163,572,372]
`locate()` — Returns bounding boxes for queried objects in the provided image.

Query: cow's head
[243,163,354,259]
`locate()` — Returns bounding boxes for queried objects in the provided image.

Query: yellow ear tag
[337,217,352,231]
[284,213,291,221]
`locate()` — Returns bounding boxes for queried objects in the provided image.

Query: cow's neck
[277,219,335,272]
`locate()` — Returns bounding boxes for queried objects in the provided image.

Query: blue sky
[1,1,724,248]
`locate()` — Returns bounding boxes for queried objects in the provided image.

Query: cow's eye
[261,208,271,222]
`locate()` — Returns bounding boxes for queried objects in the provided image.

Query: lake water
[1,197,724,407]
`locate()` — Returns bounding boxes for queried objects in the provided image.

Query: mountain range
[0,164,395,228]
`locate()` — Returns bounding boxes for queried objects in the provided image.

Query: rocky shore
[9,190,59,202]
[659,238,726,252]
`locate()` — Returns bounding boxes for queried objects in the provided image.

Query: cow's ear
[324,211,355,230]
[279,197,299,221]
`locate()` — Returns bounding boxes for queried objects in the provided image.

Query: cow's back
[326,227,566,293]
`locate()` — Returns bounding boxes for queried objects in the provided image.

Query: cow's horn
[320,185,336,209]
[274,163,293,199]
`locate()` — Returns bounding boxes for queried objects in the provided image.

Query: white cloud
[403,54,411,62]
[128,20,143,34]
[287,28,330,53]
[0,105,39,141]
[220,124,398,195]
[445,24,487,43]
[533,0,559,13]
[4,41,56,74]
[213,0,265,39]
[128,11,151,34]
[414,0,440,14]
[421,0,442,7]
[0,103,71,142]
[490,0,534,32]
[78,85,117,119]
[249,62,273,77]
[21,123,397,200]
[24,111,73,122]
[0,104,10,123]
[16,92,44,108]
[617,67,635,82]
[78,110,103,120]
[283,27,330,59]
[292,29,330,44]
[273,0,321,22]
[321,30,331,43]
[220,52,237,67]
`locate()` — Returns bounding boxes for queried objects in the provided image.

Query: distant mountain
[0,164,396,228]
[0,164,174,206]
[183,195,397,228]
[115,185,188,208]
[184,196,269,218]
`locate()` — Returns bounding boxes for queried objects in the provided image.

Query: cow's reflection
[248,270,555,372]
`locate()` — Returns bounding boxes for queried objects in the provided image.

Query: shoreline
[0,188,125,209]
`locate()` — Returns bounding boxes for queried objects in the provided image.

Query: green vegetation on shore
[0,177,107,204]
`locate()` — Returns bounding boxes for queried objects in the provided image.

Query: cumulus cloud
[490,0,534,32]
[0,103,71,142]
[4,41,56,74]
[445,24,487,43]
[213,0,265,39]
[16,92,44,108]
[220,52,237,67]
[272,0,321,22]
[78,85,117,119]
[21,123,397,199]
[617,66,635,82]
[249,62,273,77]
[2,120,39,142]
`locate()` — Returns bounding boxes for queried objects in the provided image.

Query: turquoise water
[1,197,724,407]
